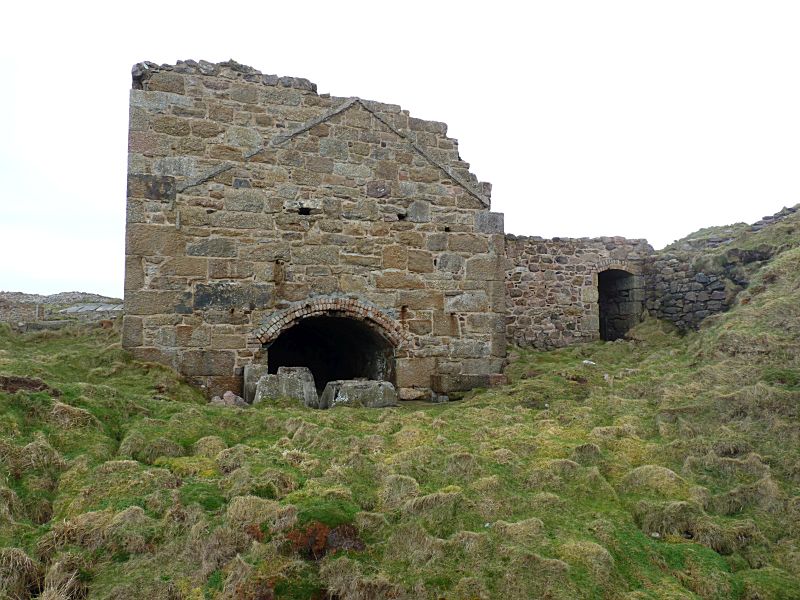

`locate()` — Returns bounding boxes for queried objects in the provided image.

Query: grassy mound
[2,243,800,598]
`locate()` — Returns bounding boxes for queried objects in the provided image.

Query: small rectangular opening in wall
[298,207,311,216]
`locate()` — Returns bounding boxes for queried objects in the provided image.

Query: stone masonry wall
[123,59,506,399]
[0,300,43,324]
[504,236,653,348]
[645,205,799,329]
[644,255,731,329]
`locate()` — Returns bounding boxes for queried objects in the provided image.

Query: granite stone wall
[123,60,506,399]
[504,236,653,349]
[644,255,731,329]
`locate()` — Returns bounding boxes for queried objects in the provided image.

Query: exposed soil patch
[0,375,60,396]
[288,522,365,560]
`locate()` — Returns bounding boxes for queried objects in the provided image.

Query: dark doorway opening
[266,316,396,393]
[598,269,639,341]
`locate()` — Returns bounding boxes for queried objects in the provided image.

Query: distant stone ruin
[122,59,748,399]
[0,292,122,331]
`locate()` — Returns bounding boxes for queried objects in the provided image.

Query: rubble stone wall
[0,300,43,324]
[123,60,506,398]
[644,254,732,329]
[504,236,653,348]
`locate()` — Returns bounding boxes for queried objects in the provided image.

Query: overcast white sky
[1,1,798,298]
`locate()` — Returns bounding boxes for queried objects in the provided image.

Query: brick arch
[251,297,411,349]
[594,258,642,275]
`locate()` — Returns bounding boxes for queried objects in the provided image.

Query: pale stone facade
[123,60,506,399]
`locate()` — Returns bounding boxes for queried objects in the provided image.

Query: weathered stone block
[212,333,246,349]
[230,85,259,104]
[130,346,176,366]
[334,162,371,179]
[436,253,464,274]
[125,256,145,290]
[431,374,490,393]
[121,315,143,347]
[127,174,176,201]
[449,234,489,254]
[465,255,503,281]
[153,116,190,136]
[147,71,185,94]
[396,357,436,388]
[130,89,192,112]
[432,311,459,336]
[375,271,424,290]
[208,259,255,279]
[193,282,273,310]
[208,212,274,230]
[445,291,489,313]
[292,245,341,265]
[382,245,407,269]
[319,138,348,159]
[126,290,192,315]
[226,126,262,149]
[408,318,432,335]
[179,349,236,376]
[407,200,431,223]
[226,189,266,212]
[475,212,505,234]
[341,253,382,268]
[241,242,291,262]
[191,119,224,138]
[187,238,237,258]
[365,180,389,198]
[253,367,318,407]
[243,364,269,403]
[398,290,444,310]
[161,257,207,277]
[339,274,368,293]
[408,250,433,273]
[319,380,398,409]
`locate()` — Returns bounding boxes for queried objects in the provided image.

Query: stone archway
[250,297,410,394]
[266,316,396,393]
[597,268,641,341]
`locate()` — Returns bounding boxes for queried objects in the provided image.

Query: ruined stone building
[123,60,733,399]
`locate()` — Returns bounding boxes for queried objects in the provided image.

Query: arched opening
[598,269,639,341]
[265,315,396,393]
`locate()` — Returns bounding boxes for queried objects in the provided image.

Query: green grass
[2,234,800,597]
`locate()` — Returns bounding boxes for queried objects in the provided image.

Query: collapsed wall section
[123,59,506,399]
[505,236,652,348]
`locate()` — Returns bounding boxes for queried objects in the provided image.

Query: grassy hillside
[2,241,800,598]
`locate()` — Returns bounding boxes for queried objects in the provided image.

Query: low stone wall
[504,236,652,349]
[0,300,44,324]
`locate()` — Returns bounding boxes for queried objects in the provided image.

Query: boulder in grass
[253,367,318,407]
[209,391,249,408]
[319,380,398,409]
